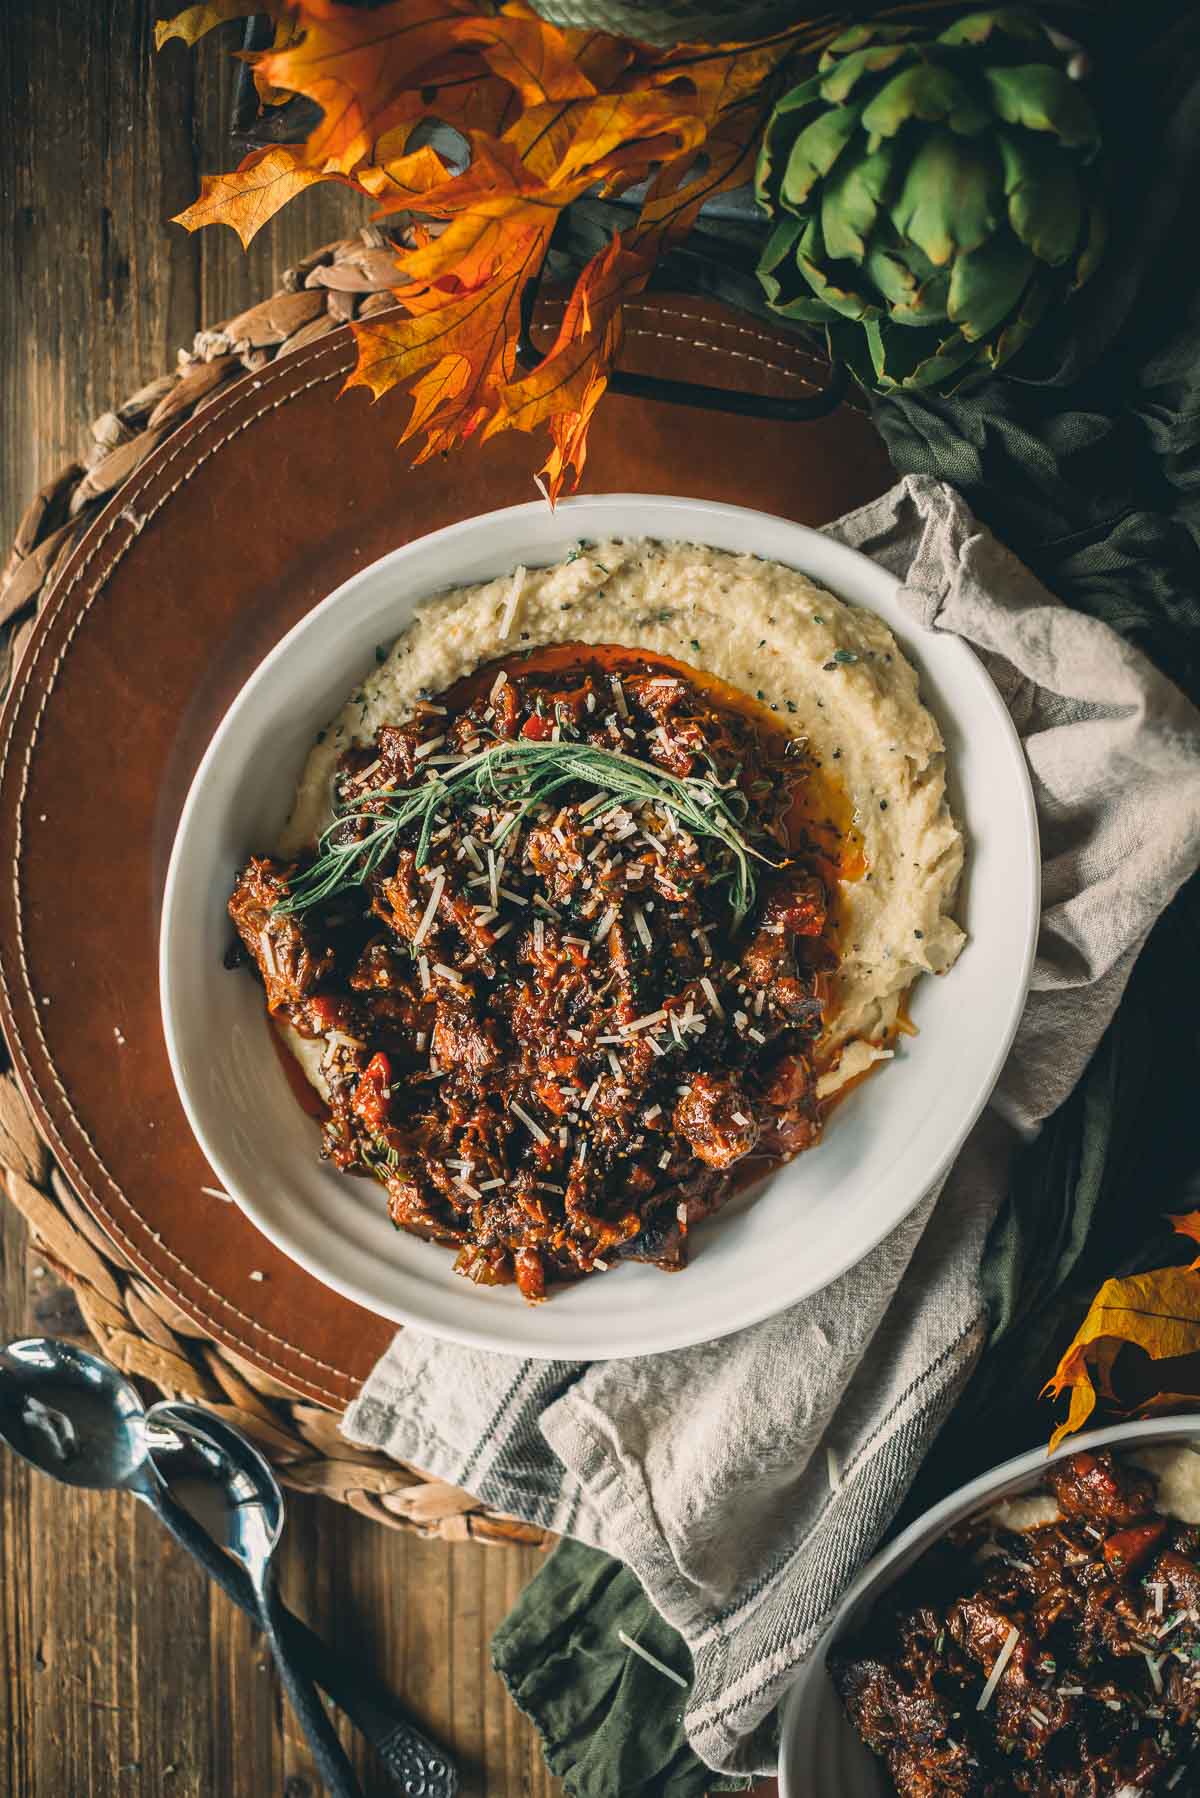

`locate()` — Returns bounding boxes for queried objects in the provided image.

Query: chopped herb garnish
[276,738,778,926]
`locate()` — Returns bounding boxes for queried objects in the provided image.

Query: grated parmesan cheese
[412,871,444,948]
[510,1101,549,1146]
[976,1626,1019,1712]
[699,976,724,1019]
[593,905,618,943]
[621,1010,667,1034]
[498,565,527,639]
[616,1630,687,1689]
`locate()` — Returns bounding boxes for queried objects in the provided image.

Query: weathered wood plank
[0,4,567,1793]
[189,21,367,330]
[0,1,200,552]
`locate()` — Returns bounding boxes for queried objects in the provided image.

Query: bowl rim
[159,492,1040,1357]
[778,1410,1200,1794]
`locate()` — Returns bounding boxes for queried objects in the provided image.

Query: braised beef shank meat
[830,1448,1200,1794]
[228,648,853,1301]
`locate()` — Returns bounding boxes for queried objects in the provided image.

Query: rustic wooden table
[0,6,561,1794]
[0,8,785,1795]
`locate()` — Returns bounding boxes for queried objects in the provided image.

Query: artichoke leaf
[819,22,913,70]
[938,9,1050,51]
[796,217,880,322]
[985,267,1053,367]
[984,65,1101,153]
[768,75,823,116]
[758,214,806,279]
[860,62,991,147]
[865,244,950,323]
[819,43,912,108]
[755,78,823,208]
[1072,195,1107,289]
[763,279,841,324]
[827,319,889,390]
[892,132,1000,266]
[780,106,860,210]
[873,322,979,391]
[759,213,805,280]
[995,129,1083,266]
[947,230,1034,340]
[820,143,894,263]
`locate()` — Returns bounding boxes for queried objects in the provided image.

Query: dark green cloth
[495,13,1200,1792]
[493,1539,749,1797]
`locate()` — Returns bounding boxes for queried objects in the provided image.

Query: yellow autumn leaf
[172,146,346,249]
[155,0,265,52]
[1044,1265,1200,1450]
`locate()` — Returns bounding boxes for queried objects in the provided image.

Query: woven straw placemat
[0,226,548,1547]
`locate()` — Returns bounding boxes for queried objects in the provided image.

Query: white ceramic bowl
[160,494,1038,1359]
[779,1414,1200,1795]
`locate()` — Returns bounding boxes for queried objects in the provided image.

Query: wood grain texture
[0,4,559,1793]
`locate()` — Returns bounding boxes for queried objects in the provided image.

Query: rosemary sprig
[276,739,778,925]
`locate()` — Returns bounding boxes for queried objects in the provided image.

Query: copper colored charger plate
[0,290,892,1415]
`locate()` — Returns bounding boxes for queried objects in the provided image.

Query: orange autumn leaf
[155,0,263,51]
[352,143,451,211]
[161,0,807,494]
[485,232,658,491]
[346,229,549,455]
[172,146,349,248]
[1044,1264,1200,1450]
[255,0,595,174]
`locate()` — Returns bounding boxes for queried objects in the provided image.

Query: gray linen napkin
[343,474,1200,1775]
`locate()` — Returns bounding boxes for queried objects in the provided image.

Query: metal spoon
[0,1339,457,1796]
[145,1400,361,1797]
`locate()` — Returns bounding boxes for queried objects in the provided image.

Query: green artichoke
[755,9,1107,393]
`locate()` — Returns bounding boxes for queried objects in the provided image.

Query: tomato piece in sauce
[352,1052,392,1132]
